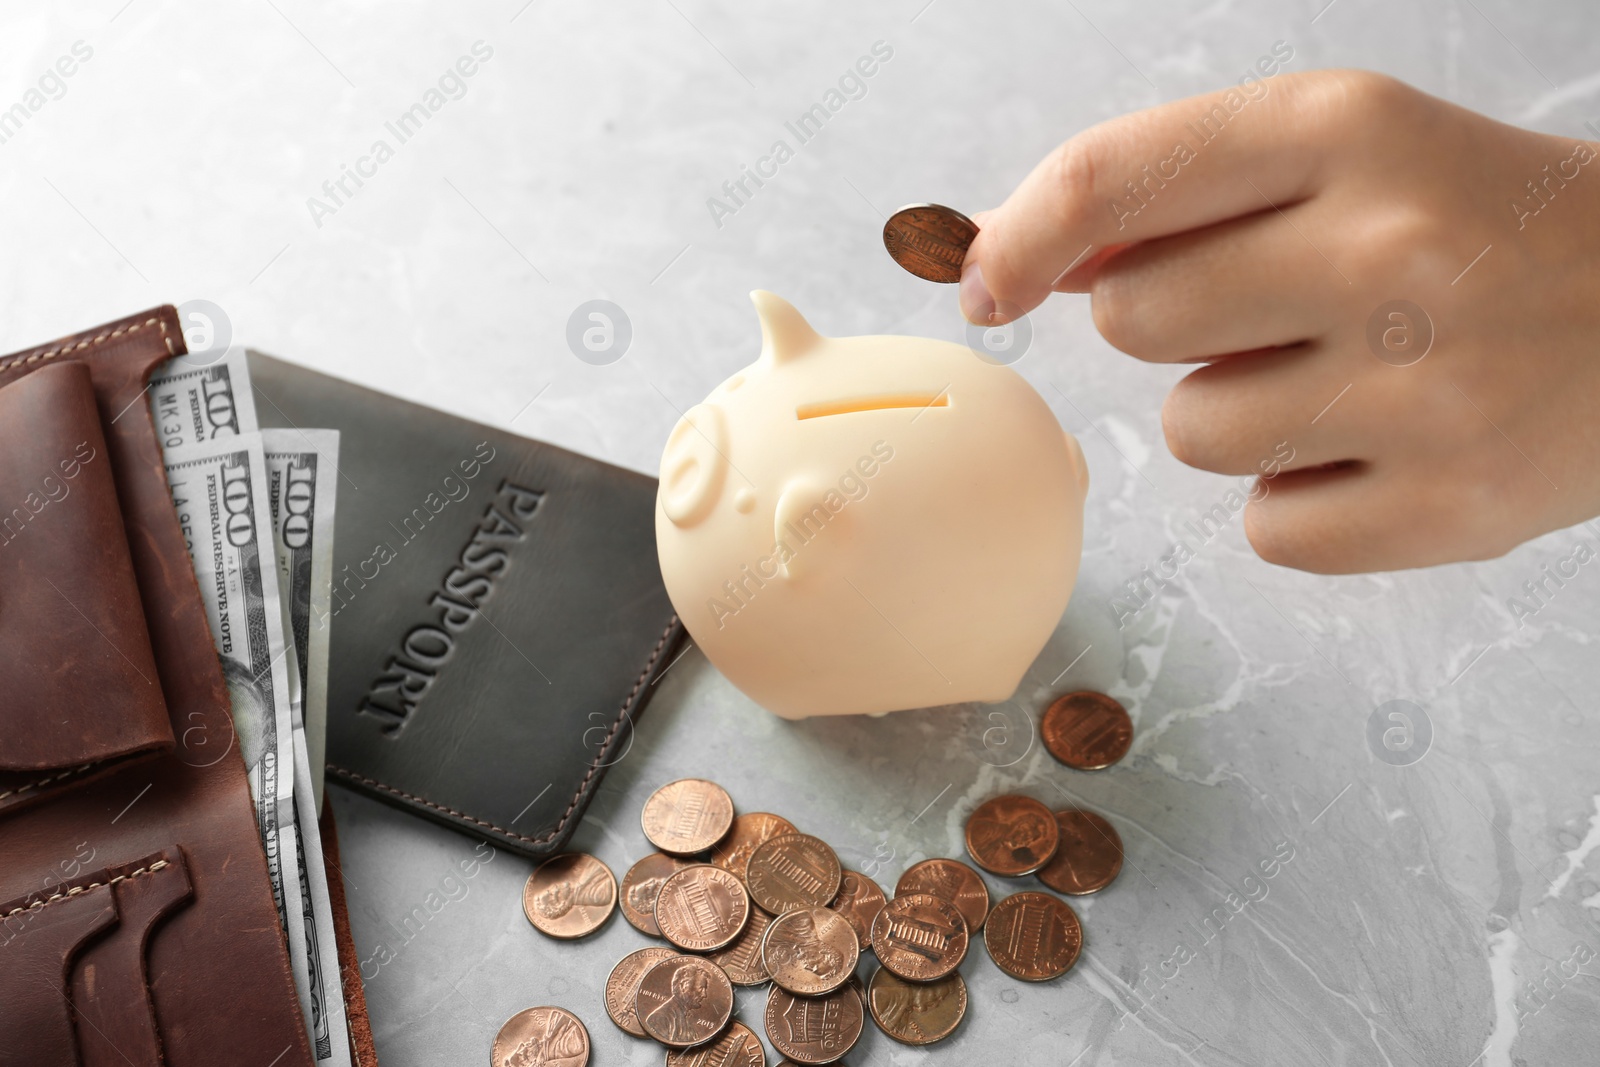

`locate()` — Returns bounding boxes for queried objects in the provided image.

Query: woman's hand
[962,69,1600,573]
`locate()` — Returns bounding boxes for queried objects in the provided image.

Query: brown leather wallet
[0,309,314,1066]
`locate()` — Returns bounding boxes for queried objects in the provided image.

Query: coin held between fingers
[884,203,979,284]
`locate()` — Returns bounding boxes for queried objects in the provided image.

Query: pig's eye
[660,403,729,527]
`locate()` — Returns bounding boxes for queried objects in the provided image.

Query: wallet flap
[0,360,171,775]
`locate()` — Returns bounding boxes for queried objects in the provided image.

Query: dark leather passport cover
[248,352,682,858]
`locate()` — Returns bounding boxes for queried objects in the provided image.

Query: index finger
[962,66,1375,324]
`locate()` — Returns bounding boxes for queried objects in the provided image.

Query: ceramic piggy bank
[655,292,1088,719]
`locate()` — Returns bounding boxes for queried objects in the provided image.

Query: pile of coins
[495,690,1134,1066]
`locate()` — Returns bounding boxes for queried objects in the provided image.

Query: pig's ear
[752,291,822,365]
[772,478,827,579]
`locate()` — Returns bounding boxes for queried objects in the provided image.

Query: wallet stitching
[327,614,680,846]
[0,315,171,374]
[0,761,101,802]
[1,860,170,917]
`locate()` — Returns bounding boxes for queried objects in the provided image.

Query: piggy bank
[655,292,1088,719]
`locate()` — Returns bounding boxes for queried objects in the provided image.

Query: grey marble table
[5,0,1599,1062]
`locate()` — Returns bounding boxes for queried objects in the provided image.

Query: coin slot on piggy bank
[655,291,1089,720]
[795,393,950,420]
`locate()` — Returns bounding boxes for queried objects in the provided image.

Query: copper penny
[866,967,967,1046]
[635,955,734,1048]
[882,203,979,284]
[746,833,842,914]
[1037,808,1124,895]
[983,891,1082,981]
[620,853,688,936]
[665,1019,765,1066]
[654,864,750,952]
[604,946,678,1037]
[521,853,616,939]
[491,1006,590,1067]
[642,779,736,856]
[1042,691,1134,770]
[868,893,967,982]
[708,905,772,986]
[830,870,887,948]
[895,858,989,933]
[964,795,1059,877]
[765,981,865,1064]
[709,812,797,882]
[761,906,859,995]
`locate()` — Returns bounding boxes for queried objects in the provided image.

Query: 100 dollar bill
[162,432,312,1011]
[291,726,352,1067]
[156,356,351,1065]
[264,429,340,805]
[265,429,352,1067]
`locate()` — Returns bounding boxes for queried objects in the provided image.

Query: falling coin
[983,891,1082,981]
[604,946,678,1037]
[635,955,735,1049]
[620,853,688,937]
[522,853,617,939]
[1042,691,1134,770]
[708,906,773,986]
[869,892,968,982]
[746,833,843,914]
[1037,809,1124,895]
[830,870,887,948]
[895,858,990,933]
[642,779,736,856]
[709,811,797,883]
[964,795,1059,877]
[866,966,968,1046]
[766,980,866,1064]
[761,906,860,996]
[491,1006,590,1067]
[883,203,979,284]
[654,864,750,952]
[665,1019,766,1067]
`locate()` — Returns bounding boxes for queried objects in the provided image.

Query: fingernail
[960,261,1007,325]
